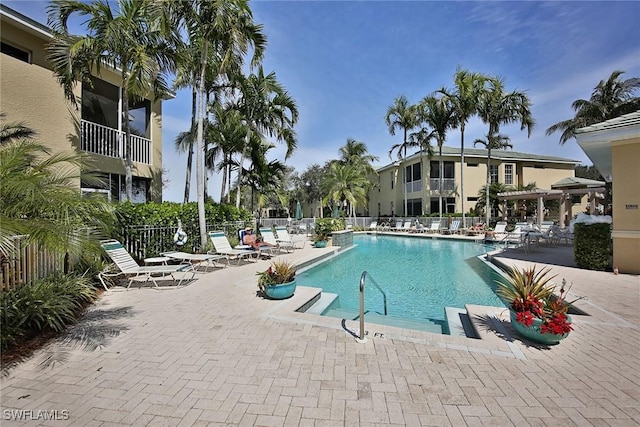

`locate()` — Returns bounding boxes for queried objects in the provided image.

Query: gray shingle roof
[575,111,640,134]
[376,145,579,171]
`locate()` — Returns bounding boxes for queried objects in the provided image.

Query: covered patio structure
[498,177,605,228]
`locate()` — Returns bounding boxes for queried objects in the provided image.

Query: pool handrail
[359,271,387,342]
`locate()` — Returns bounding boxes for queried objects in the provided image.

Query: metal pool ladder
[358,271,387,342]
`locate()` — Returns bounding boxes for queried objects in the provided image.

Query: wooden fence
[1,235,64,291]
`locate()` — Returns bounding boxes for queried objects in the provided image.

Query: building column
[537,196,545,225]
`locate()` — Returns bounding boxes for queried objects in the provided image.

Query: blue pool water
[297,234,506,328]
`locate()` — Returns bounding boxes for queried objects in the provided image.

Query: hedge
[573,222,612,271]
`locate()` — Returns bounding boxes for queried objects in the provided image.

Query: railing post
[359,271,366,342]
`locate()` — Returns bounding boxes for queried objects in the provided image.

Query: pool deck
[1,233,639,426]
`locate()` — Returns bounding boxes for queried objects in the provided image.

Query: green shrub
[574,223,612,271]
[0,272,98,350]
[314,218,344,241]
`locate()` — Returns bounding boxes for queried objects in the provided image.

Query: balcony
[81,120,152,165]
[404,179,422,193]
[429,178,456,192]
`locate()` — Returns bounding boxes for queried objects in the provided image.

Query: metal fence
[119,221,252,261]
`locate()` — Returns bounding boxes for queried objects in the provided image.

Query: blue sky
[5,1,640,202]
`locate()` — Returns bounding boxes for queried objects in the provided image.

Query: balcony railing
[81,120,152,165]
[429,178,456,192]
[404,179,422,193]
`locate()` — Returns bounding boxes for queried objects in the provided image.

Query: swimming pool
[297,234,506,333]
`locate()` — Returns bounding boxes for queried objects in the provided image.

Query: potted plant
[496,265,578,345]
[257,260,297,299]
[313,218,338,248]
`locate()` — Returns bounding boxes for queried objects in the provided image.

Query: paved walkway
[1,235,638,426]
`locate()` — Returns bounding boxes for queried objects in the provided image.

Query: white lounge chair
[427,220,441,234]
[442,219,461,235]
[275,226,306,249]
[368,221,378,231]
[259,227,289,253]
[100,240,195,289]
[208,231,258,264]
[401,220,412,232]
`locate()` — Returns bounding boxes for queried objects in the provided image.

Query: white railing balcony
[429,178,456,192]
[404,179,422,193]
[81,120,152,165]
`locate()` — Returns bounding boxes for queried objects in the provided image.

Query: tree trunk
[196,42,209,248]
[183,88,197,204]
[486,147,492,225]
[460,124,465,227]
[438,143,443,218]
[235,129,250,209]
[122,80,133,202]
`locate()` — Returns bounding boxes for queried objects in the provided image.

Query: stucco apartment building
[576,111,640,274]
[0,5,164,202]
[368,145,579,219]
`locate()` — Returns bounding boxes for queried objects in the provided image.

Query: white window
[490,165,498,184]
[505,164,513,185]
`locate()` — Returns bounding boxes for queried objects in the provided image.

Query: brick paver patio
[1,235,638,426]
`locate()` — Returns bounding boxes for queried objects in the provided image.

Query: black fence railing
[119,221,251,261]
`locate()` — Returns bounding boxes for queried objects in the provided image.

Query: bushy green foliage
[313,218,344,241]
[114,201,251,229]
[1,272,98,349]
[112,201,252,254]
[574,223,612,271]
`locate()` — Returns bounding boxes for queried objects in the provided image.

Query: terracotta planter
[264,280,296,300]
[510,310,571,345]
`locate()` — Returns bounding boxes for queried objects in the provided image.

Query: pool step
[444,307,478,338]
[322,308,444,334]
[302,292,338,315]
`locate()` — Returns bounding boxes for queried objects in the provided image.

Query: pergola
[498,179,605,227]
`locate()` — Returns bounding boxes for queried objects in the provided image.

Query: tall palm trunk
[460,123,466,227]
[438,142,443,218]
[220,153,227,202]
[485,146,492,225]
[402,129,408,217]
[235,129,250,209]
[122,76,133,201]
[196,42,209,248]
[183,88,196,204]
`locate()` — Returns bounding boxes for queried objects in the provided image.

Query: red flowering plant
[257,260,296,292]
[496,266,578,335]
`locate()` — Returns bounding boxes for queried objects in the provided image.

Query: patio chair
[441,219,461,235]
[485,221,508,241]
[368,221,378,231]
[259,227,289,253]
[401,220,412,232]
[99,240,195,289]
[208,231,258,264]
[427,220,441,234]
[275,226,306,249]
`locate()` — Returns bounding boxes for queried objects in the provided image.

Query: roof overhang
[575,112,640,182]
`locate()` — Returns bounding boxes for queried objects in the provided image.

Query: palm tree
[417,94,456,218]
[385,95,418,216]
[167,0,266,247]
[439,69,490,225]
[474,182,513,220]
[47,0,176,201]
[546,70,640,144]
[0,118,113,271]
[322,162,368,221]
[476,77,534,224]
[233,67,298,210]
[337,138,379,216]
[474,132,513,222]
